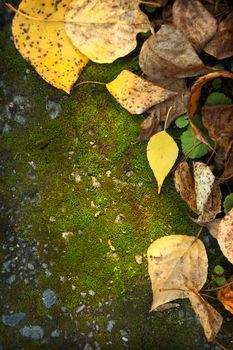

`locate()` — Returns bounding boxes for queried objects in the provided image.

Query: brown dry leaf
[188,288,223,341]
[11,0,88,93]
[217,276,233,314]
[188,71,233,147]
[193,162,215,214]
[106,70,177,115]
[173,0,217,52]
[140,79,190,140]
[139,24,211,81]
[65,0,150,63]
[200,183,222,222]
[147,235,208,311]
[174,161,197,212]
[204,11,233,59]
[188,71,233,120]
[202,104,233,152]
[217,208,233,264]
[219,141,233,183]
[140,114,162,141]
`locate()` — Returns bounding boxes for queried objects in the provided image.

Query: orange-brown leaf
[174,161,197,212]
[217,276,233,314]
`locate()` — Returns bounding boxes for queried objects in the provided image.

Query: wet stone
[46,100,62,119]
[42,289,57,308]
[2,313,27,327]
[51,329,61,337]
[20,325,44,340]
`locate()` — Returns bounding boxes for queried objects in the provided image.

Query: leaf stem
[214,339,230,350]
[203,280,233,292]
[74,81,106,89]
[140,1,161,7]
[163,106,173,131]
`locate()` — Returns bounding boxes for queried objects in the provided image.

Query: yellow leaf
[65,0,150,63]
[188,288,223,341]
[11,0,88,93]
[147,131,178,193]
[106,70,177,115]
[147,235,208,311]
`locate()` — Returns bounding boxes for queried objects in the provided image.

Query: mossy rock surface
[0,19,233,350]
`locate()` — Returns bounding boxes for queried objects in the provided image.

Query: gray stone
[20,325,44,340]
[42,289,57,308]
[51,329,61,337]
[106,320,115,332]
[7,275,16,284]
[46,100,62,119]
[2,313,27,327]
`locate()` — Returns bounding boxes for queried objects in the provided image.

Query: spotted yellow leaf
[147,131,178,193]
[11,0,88,93]
[65,0,150,63]
[106,70,177,115]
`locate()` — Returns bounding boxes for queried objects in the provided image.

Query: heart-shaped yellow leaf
[147,131,178,193]
[65,0,150,63]
[11,0,88,93]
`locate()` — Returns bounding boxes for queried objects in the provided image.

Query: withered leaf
[217,276,233,314]
[174,161,197,212]
[65,0,150,63]
[140,79,190,141]
[204,11,233,59]
[139,24,210,81]
[200,183,222,222]
[202,104,233,152]
[188,288,223,341]
[173,0,217,52]
[106,70,177,115]
[188,71,233,146]
[147,235,208,311]
[188,71,233,120]
[220,141,233,182]
[193,162,215,214]
[217,208,233,264]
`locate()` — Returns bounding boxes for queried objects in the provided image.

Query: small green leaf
[214,265,224,276]
[212,78,222,89]
[231,61,233,73]
[205,92,232,106]
[215,277,226,287]
[175,114,189,128]
[181,127,211,159]
[223,193,233,214]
